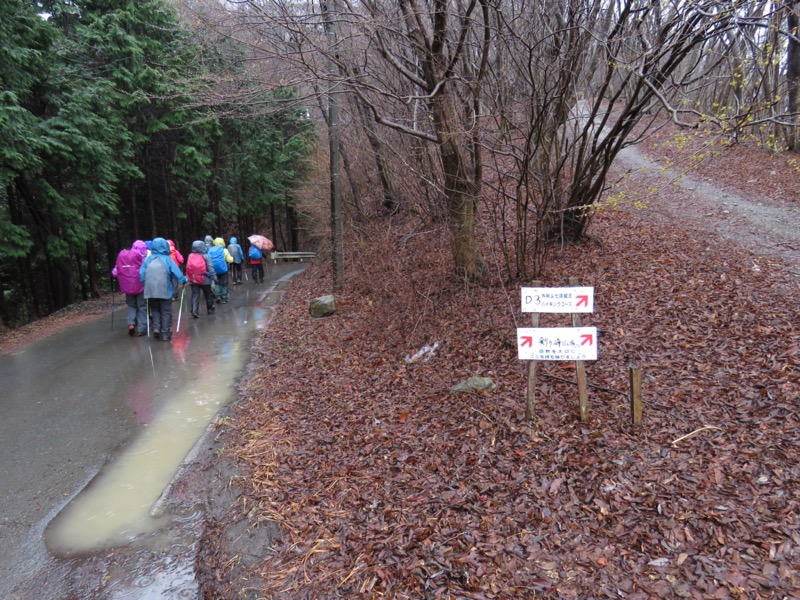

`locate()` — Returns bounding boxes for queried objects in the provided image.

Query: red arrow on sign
[576,295,589,307]
[521,336,533,348]
[580,334,593,346]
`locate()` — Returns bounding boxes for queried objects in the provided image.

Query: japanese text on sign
[517,327,598,361]
[521,287,594,313]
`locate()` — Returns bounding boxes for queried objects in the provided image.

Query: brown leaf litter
[199,130,800,598]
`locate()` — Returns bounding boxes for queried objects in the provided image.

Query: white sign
[517,327,598,361]
[521,287,594,313]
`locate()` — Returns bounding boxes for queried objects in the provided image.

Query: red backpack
[186,253,209,284]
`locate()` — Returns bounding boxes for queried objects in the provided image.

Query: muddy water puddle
[0,269,304,598]
[45,374,235,555]
[45,298,274,558]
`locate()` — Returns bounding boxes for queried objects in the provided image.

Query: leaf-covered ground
[202,131,800,598]
[0,296,116,356]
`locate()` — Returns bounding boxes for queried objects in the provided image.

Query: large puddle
[45,302,270,557]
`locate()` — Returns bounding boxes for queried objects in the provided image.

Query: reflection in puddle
[45,307,268,556]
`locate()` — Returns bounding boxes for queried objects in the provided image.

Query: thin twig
[541,373,627,396]
[671,425,722,446]
[470,407,495,423]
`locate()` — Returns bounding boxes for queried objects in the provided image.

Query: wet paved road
[0,264,305,597]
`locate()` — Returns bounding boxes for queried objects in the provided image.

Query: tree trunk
[339,143,363,220]
[787,2,800,150]
[0,282,8,328]
[354,93,398,212]
[47,258,74,313]
[286,203,299,251]
[432,92,482,281]
[26,258,38,321]
[207,136,223,233]
[130,182,139,240]
[75,253,88,301]
[270,203,278,249]
[86,240,100,298]
[146,152,157,238]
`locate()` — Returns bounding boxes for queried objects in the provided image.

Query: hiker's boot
[128,325,135,337]
[153,330,161,339]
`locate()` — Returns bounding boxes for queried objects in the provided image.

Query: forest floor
[0,295,113,356]
[198,124,800,599]
[2,123,799,598]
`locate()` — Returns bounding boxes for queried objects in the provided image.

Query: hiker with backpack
[248,242,265,284]
[140,237,188,342]
[112,240,148,337]
[227,237,244,284]
[209,237,234,303]
[185,240,217,318]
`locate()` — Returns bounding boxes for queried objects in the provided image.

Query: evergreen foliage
[0,0,317,327]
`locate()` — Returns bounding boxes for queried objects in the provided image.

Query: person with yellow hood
[208,237,234,304]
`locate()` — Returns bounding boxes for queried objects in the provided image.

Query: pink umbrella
[248,234,274,251]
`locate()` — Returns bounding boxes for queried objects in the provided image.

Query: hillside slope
[189,133,800,597]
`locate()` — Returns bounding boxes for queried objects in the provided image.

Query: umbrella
[248,234,274,251]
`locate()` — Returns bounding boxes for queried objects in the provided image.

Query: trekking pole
[110,279,116,330]
[146,298,150,337]
[177,285,185,332]
[148,346,156,378]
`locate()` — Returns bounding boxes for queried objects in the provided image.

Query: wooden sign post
[525,281,541,420]
[569,277,589,422]
[629,365,643,426]
[519,281,597,422]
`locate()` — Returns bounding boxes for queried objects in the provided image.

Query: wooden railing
[269,251,317,264]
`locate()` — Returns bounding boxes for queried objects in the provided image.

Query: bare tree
[786,1,800,148]
[481,0,759,278]
[178,0,491,279]
[173,0,800,283]
[346,0,492,281]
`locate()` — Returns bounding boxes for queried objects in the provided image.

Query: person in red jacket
[167,239,185,301]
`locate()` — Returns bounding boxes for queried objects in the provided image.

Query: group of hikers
[112,235,268,342]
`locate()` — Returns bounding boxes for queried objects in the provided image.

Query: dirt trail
[616,144,800,280]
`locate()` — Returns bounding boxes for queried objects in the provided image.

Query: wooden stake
[629,365,643,426]
[525,280,541,420]
[569,277,589,422]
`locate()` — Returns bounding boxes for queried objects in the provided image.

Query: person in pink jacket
[112,240,148,336]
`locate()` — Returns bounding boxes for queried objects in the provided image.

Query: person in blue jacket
[140,237,188,342]
[227,236,244,284]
